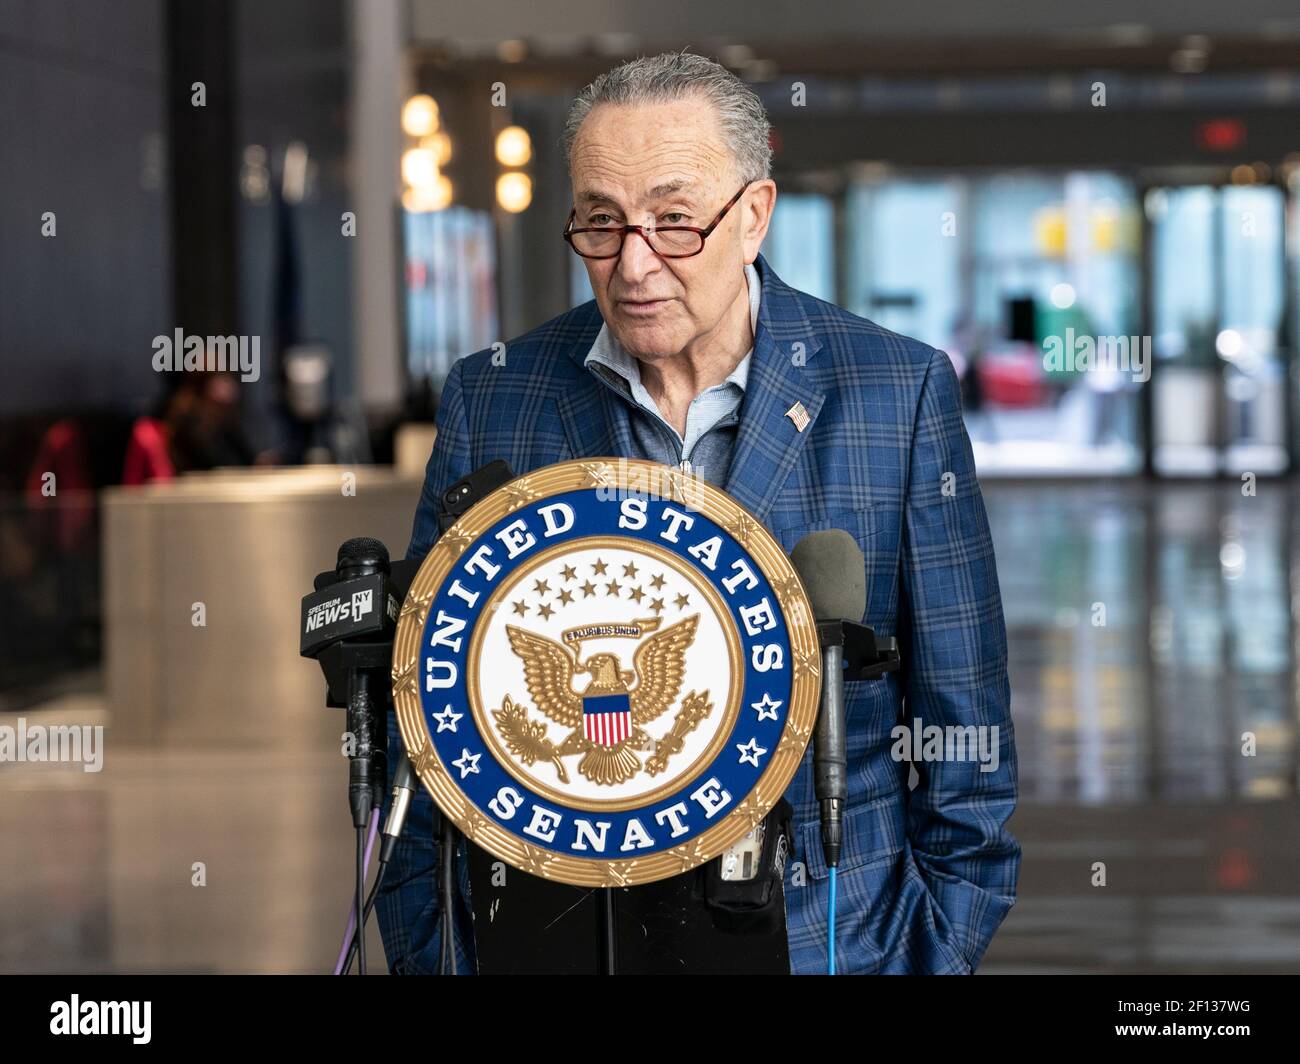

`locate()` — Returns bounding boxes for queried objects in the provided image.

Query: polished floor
[982,479,1300,973]
[2,480,1298,973]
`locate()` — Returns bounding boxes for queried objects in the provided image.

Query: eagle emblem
[494,614,713,786]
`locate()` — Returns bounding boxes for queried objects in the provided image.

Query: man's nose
[616,224,661,283]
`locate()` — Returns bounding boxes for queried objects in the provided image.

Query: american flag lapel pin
[785,401,810,432]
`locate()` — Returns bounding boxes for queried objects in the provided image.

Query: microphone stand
[813,618,900,973]
[325,620,393,974]
[302,538,408,976]
[597,888,618,975]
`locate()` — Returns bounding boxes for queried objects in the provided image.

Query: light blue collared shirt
[583,263,760,471]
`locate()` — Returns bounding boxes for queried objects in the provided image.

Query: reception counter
[103,467,424,749]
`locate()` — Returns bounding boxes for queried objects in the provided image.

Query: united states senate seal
[391,458,819,887]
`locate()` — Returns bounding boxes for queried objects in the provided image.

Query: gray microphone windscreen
[790,529,866,621]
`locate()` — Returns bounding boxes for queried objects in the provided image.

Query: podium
[466,842,790,974]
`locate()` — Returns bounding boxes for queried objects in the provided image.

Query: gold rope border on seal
[391,457,820,888]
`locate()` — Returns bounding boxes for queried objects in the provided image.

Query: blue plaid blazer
[377,251,1019,975]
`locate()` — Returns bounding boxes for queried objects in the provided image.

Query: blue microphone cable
[827,865,838,974]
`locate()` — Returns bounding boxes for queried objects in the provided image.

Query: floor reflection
[1,481,1297,973]
[983,480,1300,973]
[0,736,386,974]
[989,481,1297,804]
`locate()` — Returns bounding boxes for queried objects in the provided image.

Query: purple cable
[334,807,382,975]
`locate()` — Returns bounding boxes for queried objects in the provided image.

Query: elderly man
[377,50,1019,975]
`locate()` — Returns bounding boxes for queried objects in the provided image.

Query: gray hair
[560,50,772,186]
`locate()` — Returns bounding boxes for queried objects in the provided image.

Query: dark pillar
[165,0,239,336]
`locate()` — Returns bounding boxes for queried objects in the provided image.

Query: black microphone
[790,530,867,871]
[300,535,400,975]
[301,535,410,822]
[334,537,391,832]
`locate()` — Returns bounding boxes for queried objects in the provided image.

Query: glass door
[844,170,1144,475]
[1147,183,1289,476]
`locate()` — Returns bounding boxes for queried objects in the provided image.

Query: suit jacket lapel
[557,301,635,460]
[557,374,635,459]
[722,255,825,526]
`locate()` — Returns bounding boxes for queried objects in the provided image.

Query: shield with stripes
[582,692,632,747]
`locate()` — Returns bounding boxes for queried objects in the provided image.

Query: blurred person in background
[124,368,258,485]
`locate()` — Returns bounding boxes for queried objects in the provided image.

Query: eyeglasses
[563,182,751,259]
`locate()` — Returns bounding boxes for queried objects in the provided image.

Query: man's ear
[742,180,777,259]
